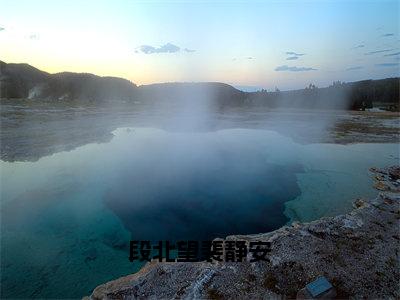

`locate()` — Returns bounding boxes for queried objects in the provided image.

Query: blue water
[0,127,398,298]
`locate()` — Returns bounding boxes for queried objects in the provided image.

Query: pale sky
[0,0,399,90]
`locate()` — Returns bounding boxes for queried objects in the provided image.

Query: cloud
[351,44,364,49]
[375,63,399,67]
[29,34,39,40]
[231,57,254,61]
[275,65,316,72]
[286,56,299,60]
[286,51,305,56]
[384,51,400,57]
[364,49,394,55]
[0,27,4,31]
[135,43,196,54]
[381,33,394,37]
[137,43,180,54]
[346,66,363,71]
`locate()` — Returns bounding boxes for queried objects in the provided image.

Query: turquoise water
[0,127,398,298]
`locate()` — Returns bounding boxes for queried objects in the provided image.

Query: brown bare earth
[332,111,399,144]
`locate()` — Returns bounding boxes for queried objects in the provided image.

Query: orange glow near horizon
[1,0,398,90]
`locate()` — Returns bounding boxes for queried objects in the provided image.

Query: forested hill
[0,61,398,110]
[246,79,399,110]
[0,61,138,103]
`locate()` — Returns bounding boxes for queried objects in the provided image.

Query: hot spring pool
[0,127,398,298]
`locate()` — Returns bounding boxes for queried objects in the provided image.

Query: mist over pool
[1,125,398,298]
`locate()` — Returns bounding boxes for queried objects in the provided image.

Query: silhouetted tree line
[246,78,399,111]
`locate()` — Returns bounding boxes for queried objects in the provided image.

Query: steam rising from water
[133,82,353,144]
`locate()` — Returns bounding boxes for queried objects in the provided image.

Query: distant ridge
[0,61,399,110]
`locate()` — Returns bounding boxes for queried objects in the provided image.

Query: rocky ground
[86,166,400,299]
[331,111,400,144]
